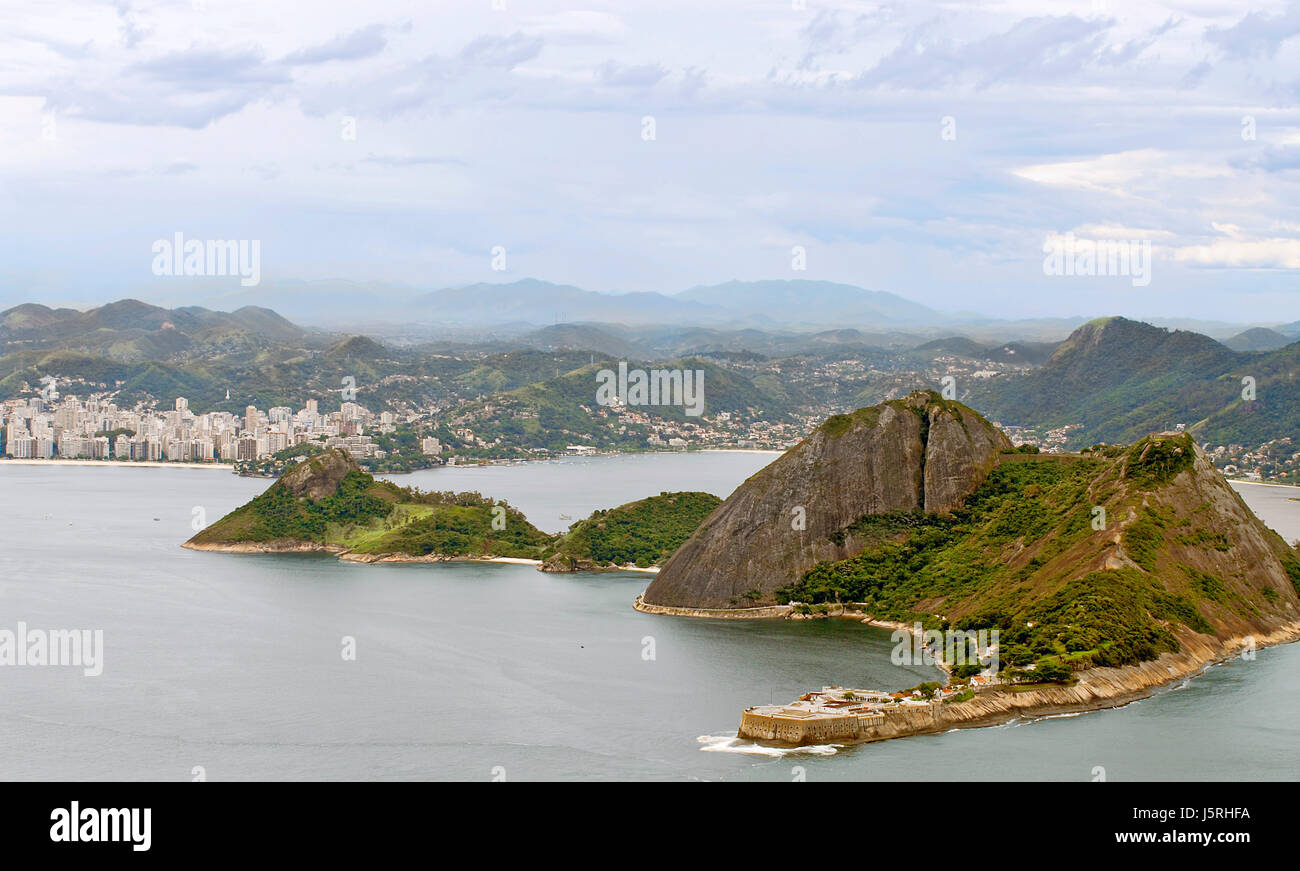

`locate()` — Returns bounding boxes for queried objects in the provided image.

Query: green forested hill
[188,449,554,559]
[552,491,722,568]
[449,358,793,452]
[970,317,1300,448]
[0,341,603,417]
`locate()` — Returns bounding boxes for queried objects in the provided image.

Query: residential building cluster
[0,393,429,464]
[1208,438,1300,483]
[996,422,1085,452]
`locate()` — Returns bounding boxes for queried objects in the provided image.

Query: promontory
[637,390,1300,744]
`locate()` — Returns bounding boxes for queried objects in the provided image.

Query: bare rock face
[923,400,1012,512]
[278,449,360,501]
[642,391,1010,609]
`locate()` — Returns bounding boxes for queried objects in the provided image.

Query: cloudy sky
[3,0,1300,321]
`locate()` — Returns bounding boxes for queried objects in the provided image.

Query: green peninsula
[185,449,553,561]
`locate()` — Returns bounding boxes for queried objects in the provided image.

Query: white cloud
[1173,236,1300,268]
[3,0,1300,318]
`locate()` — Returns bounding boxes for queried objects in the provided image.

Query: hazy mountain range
[121,277,1290,343]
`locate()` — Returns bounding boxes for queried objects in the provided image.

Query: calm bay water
[0,452,1297,781]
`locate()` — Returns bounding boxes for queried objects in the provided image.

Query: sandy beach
[1,458,233,471]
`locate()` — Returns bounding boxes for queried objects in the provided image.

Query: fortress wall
[634,596,793,620]
[739,710,888,744]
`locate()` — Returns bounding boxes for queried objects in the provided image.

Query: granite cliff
[642,391,1010,609]
[278,448,362,500]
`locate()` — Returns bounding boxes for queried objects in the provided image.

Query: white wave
[696,734,840,757]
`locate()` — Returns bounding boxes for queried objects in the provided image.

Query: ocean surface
[0,452,1297,781]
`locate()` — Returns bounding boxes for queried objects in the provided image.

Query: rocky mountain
[642,391,1010,609]
[278,448,361,500]
[641,399,1300,675]
[777,433,1300,670]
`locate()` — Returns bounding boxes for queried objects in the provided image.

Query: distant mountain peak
[326,335,388,358]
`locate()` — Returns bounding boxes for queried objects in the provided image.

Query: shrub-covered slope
[776,433,1300,670]
[187,449,553,559]
[545,491,722,570]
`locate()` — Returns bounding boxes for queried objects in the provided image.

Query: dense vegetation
[775,444,1259,672]
[191,461,555,559]
[553,491,722,567]
[1123,433,1196,486]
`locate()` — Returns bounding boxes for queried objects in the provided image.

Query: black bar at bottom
[0,781,1282,857]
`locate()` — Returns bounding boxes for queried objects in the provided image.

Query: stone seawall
[633,595,793,619]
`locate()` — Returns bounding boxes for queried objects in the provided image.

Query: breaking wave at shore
[697,734,841,757]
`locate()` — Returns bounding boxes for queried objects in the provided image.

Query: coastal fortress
[740,688,891,743]
[738,684,979,744]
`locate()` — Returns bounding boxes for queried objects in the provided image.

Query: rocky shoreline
[632,588,1300,746]
[182,539,539,566]
[181,539,344,554]
[183,539,660,573]
[735,619,1300,747]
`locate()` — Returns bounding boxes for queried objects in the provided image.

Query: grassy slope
[346,495,553,559]
[778,433,1300,670]
[190,471,555,559]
